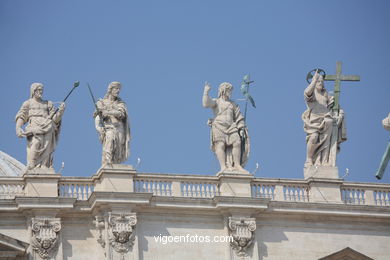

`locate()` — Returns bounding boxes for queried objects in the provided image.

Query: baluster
[84,184,89,199]
[181,182,185,196]
[380,191,385,205]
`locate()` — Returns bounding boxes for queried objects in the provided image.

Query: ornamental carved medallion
[228,217,256,257]
[31,217,61,260]
[108,213,137,254]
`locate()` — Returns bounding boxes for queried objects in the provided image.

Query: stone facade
[0,165,389,259]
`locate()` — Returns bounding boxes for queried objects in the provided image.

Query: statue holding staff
[202,82,250,174]
[93,81,131,167]
[15,83,66,170]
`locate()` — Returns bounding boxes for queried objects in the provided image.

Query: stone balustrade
[134,177,172,196]
[341,182,390,206]
[134,173,220,197]
[58,177,94,200]
[0,177,24,199]
[1,171,390,206]
[251,179,309,202]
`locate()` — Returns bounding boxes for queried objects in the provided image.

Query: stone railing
[1,171,390,206]
[251,179,309,202]
[341,183,390,206]
[134,173,220,198]
[134,176,172,196]
[0,177,24,199]
[58,177,95,200]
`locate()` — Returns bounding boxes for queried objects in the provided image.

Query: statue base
[217,168,251,177]
[304,166,339,179]
[99,163,135,171]
[24,167,56,176]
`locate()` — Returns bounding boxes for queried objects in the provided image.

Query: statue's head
[315,75,324,91]
[30,83,44,99]
[218,82,233,99]
[105,81,121,99]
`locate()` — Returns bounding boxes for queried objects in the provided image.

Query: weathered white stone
[15,83,65,171]
[228,217,256,258]
[31,217,62,260]
[93,164,136,193]
[302,72,346,169]
[94,82,131,168]
[0,169,389,260]
[203,82,250,175]
[304,165,339,179]
[23,174,61,197]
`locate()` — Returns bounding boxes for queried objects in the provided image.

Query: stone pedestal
[304,166,339,179]
[93,164,136,193]
[218,172,253,197]
[23,172,61,197]
[307,178,343,204]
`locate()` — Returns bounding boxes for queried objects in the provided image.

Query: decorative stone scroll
[228,217,256,257]
[95,216,106,250]
[108,213,137,254]
[31,217,61,259]
[95,212,137,258]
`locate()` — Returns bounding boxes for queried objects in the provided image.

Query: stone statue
[94,81,130,167]
[383,113,390,131]
[302,71,346,167]
[15,83,65,170]
[202,82,250,174]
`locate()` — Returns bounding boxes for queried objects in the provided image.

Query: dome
[0,151,26,176]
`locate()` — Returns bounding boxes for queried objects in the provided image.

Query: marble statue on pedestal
[94,81,130,167]
[15,83,65,170]
[302,71,346,168]
[202,82,250,174]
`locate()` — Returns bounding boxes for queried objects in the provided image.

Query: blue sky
[0,0,389,182]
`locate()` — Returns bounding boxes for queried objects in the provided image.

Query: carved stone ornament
[94,216,106,249]
[31,217,61,260]
[228,217,256,257]
[108,213,137,254]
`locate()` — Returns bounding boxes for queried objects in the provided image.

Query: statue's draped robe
[15,99,63,168]
[206,98,250,167]
[95,98,130,165]
[302,89,346,165]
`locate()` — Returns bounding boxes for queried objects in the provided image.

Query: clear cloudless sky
[0,0,389,182]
